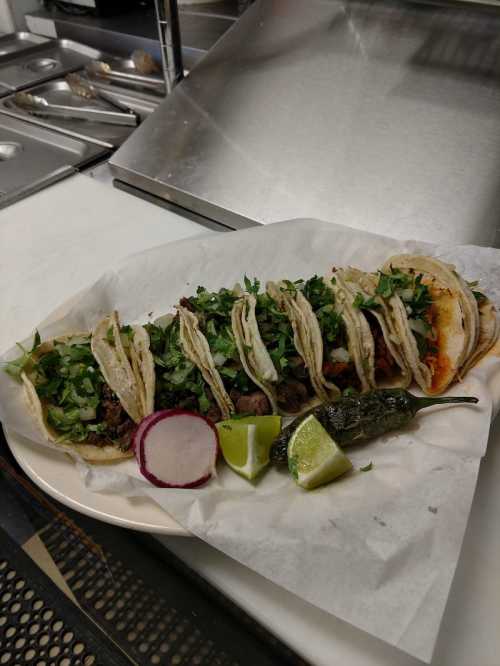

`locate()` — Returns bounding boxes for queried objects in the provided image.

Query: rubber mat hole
[83,655,95,665]
[58,658,70,666]
[62,632,73,645]
[24,590,35,601]
[116,600,124,609]
[38,634,50,647]
[24,648,36,661]
[52,620,64,632]
[28,623,41,636]
[6,570,16,580]
[42,610,54,622]
[20,613,30,624]
[0,560,7,570]
[127,632,137,642]
[116,621,126,631]
[0,652,11,664]
[73,580,84,591]
[93,599,105,610]
[32,599,43,611]
[105,590,115,599]
[171,656,181,665]
[1,592,12,603]
[104,610,115,621]
[73,643,84,655]
[150,656,160,665]
[48,646,60,658]
[84,590,95,600]
[15,637,26,649]
[10,601,21,613]
[139,642,149,653]
[64,570,75,581]
[15,579,25,590]
[159,643,169,653]
[35,660,47,666]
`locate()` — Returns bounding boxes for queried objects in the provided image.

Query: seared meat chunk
[235,391,270,416]
[276,380,309,413]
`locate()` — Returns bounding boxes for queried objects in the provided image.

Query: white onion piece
[330,347,350,363]
[409,318,429,338]
[138,410,218,488]
[400,288,414,302]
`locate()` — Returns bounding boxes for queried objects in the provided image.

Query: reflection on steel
[112,0,500,246]
[154,0,184,94]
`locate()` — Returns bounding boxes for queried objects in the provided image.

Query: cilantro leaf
[243,275,260,296]
[375,269,412,298]
[352,293,380,310]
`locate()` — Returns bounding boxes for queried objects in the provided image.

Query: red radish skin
[138,409,219,489]
[132,411,163,462]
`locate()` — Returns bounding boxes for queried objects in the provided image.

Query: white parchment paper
[1,220,500,663]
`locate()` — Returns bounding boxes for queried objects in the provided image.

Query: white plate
[5,427,189,536]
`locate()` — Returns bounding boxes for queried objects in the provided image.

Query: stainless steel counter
[111,0,500,247]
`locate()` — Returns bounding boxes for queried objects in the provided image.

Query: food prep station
[3,2,500,666]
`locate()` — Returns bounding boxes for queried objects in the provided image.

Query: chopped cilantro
[375,268,412,298]
[4,331,41,380]
[352,293,380,310]
[243,275,260,296]
[106,326,115,346]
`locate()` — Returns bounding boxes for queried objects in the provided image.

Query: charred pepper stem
[270,389,478,465]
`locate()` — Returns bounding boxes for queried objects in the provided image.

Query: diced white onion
[405,305,413,316]
[79,407,96,421]
[409,318,428,337]
[331,347,350,363]
[213,352,227,367]
[154,313,174,329]
[400,288,414,302]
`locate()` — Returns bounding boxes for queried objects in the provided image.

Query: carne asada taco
[177,284,275,418]
[144,313,226,422]
[333,268,412,389]
[237,278,326,415]
[376,257,468,395]
[91,311,154,425]
[6,330,137,462]
[265,276,368,404]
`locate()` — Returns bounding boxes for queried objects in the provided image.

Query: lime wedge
[216,415,282,480]
[288,415,353,490]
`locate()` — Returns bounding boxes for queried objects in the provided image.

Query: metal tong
[85,60,164,91]
[13,92,139,127]
[66,73,140,122]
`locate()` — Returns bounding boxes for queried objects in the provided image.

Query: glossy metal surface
[0,39,101,92]
[0,114,107,207]
[0,78,158,148]
[111,0,500,246]
[0,32,50,63]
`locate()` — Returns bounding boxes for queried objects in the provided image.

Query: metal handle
[25,103,139,127]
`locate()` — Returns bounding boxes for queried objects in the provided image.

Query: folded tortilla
[22,332,135,463]
[379,256,471,395]
[337,268,412,389]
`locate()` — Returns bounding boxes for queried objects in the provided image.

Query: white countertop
[1,174,499,666]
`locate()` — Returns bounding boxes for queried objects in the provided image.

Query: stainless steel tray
[0,32,50,63]
[0,39,102,92]
[0,76,159,148]
[0,114,108,208]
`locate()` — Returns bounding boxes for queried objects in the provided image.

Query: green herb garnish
[360,462,373,472]
[352,293,380,311]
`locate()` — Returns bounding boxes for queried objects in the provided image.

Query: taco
[6,329,138,462]
[233,278,321,416]
[176,285,275,418]
[332,268,412,389]
[458,291,499,377]
[143,312,227,422]
[383,255,480,366]
[263,276,369,406]
[91,311,154,425]
[375,257,469,395]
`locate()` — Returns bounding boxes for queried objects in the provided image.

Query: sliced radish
[132,412,159,462]
[138,409,219,488]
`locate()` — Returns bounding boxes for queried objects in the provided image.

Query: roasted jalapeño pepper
[270,388,478,465]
